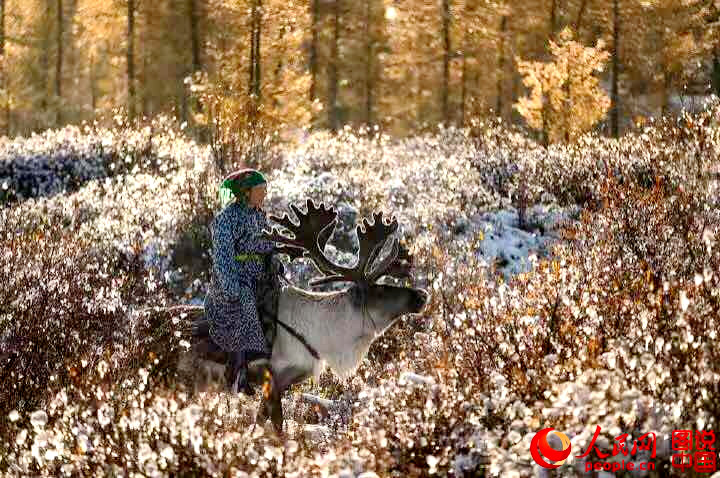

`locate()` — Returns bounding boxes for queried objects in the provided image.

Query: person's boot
[224,356,237,393]
[231,367,253,395]
[225,351,253,395]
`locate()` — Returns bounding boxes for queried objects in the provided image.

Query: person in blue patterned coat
[204,168,275,394]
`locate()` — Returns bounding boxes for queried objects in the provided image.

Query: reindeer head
[262,199,429,332]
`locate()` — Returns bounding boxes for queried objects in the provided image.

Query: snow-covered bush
[0,115,199,205]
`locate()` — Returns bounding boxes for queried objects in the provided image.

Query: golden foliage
[514,27,611,144]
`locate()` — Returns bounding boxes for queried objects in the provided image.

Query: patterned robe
[204,201,275,356]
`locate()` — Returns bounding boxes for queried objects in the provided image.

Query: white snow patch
[453,203,578,280]
[399,371,435,386]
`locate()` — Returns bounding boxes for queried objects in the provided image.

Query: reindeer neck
[278,284,373,377]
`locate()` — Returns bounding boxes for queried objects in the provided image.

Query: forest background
[1,0,718,149]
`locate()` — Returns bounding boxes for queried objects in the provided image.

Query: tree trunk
[660,23,670,117]
[541,93,549,147]
[189,0,201,72]
[496,15,507,119]
[56,0,62,125]
[364,0,373,125]
[662,70,671,117]
[309,0,318,102]
[127,0,136,121]
[0,0,7,135]
[186,0,202,126]
[329,0,340,132]
[574,0,588,32]
[248,0,261,128]
[90,53,96,112]
[441,0,450,124]
[249,0,262,98]
[41,1,50,120]
[561,18,571,142]
[713,53,720,98]
[273,25,285,110]
[141,50,149,118]
[254,0,261,98]
[611,0,620,138]
[460,42,466,127]
[511,31,520,124]
[550,0,557,36]
[249,0,255,95]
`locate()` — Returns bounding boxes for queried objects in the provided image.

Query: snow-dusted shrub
[0,114,199,205]
[0,121,220,470]
[442,177,720,476]
[466,100,720,217]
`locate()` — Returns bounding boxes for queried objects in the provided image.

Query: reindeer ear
[381,260,413,281]
[396,242,412,263]
[366,234,416,283]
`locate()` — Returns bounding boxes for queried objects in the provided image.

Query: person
[204,168,275,394]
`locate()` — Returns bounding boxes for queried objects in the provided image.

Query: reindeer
[182,199,429,432]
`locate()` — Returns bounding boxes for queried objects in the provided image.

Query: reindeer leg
[256,380,282,433]
[256,366,310,434]
[270,367,312,433]
[255,364,276,425]
[268,385,283,434]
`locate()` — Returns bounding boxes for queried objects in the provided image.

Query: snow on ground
[450,203,579,280]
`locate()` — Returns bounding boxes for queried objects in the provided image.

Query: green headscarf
[218,169,267,208]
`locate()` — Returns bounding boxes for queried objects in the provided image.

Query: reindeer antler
[263,199,340,274]
[263,199,411,287]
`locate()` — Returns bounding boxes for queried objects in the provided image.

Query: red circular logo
[530,427,572,469]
